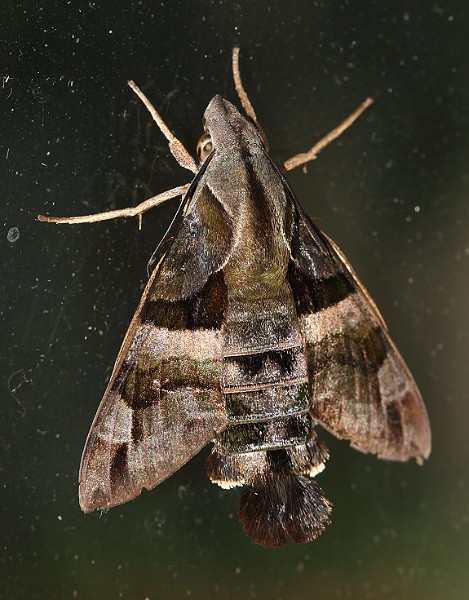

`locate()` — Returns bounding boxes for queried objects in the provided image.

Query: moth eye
[196,131,213,162]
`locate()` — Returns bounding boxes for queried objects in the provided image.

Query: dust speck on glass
[7,227,20,243]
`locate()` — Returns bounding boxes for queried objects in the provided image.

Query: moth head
[202,95,264,156]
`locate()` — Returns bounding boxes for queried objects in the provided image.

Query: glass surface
[2,1,468,598]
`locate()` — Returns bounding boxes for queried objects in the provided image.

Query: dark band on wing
[288,262,355,315]
[110,443,130,495]
[143,270,227,331]
[385,401,404,445]
[121,356,221,410]
[308,324,388,374]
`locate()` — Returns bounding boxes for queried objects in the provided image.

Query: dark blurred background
[2,1,468,599]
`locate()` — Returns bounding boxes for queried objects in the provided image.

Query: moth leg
[232,47,269,150]
[128,80,198,174]
[38,183,190,225]
[40,79,196,226]
[283,97,374,172]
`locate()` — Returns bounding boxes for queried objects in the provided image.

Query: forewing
[289,209,431,463]
[153,179,233,301]
[79,185,231,512]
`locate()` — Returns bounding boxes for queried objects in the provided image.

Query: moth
[40,49,431,547]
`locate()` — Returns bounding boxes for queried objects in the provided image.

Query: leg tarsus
[232,48,269,150]
[283,97,374,172]
[38,183,191,225]
[128,80,198,175]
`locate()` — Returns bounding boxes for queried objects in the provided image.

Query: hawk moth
[41,50,431,548]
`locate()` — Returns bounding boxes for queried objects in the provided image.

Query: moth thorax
[223,243,290,297]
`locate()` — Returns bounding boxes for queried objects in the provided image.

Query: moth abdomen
[219,412,311,453]
[208,434,333,547]
[238,462,332,548]
[206,284,335,546]
[207,382,314,487]
[206,429,329,486]
[206,373,332,546]
[220,339,311,456]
